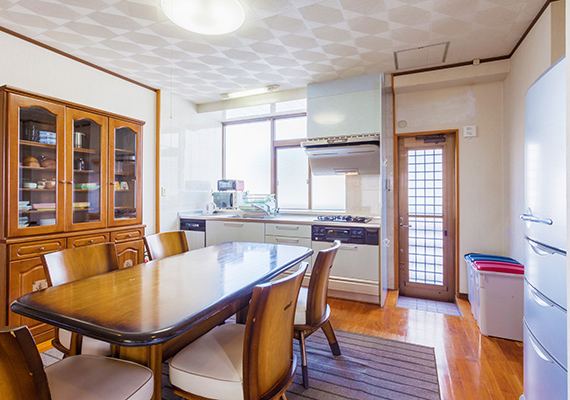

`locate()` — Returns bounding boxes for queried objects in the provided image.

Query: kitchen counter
[178,211,381,228]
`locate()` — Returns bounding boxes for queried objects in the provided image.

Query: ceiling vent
[394,42,450,71]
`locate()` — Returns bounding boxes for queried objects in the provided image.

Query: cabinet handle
[127,234,132,238]
[224,223,243,227]
[60,180,66,183]
[275,238,299,244]
[89,239,94,243]
[276,225,299,231]
[340,245,359,251]
[39,247,45,251]
[67,181,73,184]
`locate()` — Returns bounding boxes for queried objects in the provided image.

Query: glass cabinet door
[65,109,107,231]
[109,118,142,226]
[9,95,65,236]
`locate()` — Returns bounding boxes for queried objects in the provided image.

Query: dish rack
[238,194,276,213]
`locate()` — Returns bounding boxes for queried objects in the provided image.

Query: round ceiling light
[161,0,245,35]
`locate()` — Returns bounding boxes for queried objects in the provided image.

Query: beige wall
[159,94,223,231]
[503,3,562,263]
[0,30,158,233]
[394,81,505,293]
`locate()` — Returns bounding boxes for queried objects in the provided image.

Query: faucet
[252,203,272,217]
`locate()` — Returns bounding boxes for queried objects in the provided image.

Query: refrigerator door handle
[527,327,554,363]
[525,235,567,257]
[520,212,553,226]
[527,283,552,307]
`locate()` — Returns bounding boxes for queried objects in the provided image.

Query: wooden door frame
[393,130,459,299]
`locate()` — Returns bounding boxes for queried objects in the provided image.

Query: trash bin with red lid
[471,259,524,341]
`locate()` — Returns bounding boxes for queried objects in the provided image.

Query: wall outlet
[161,187,167,197]
[463,125,477,138]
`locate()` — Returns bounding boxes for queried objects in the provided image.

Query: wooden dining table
[11,241,313,400]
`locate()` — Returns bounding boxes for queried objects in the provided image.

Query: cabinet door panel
[66,109,108,231]
[116,240,144,269]
[8,257,53,338]
[10,238,66,260]
[109,119,142,227]
[205,221,265,246]
[8,94,65,237]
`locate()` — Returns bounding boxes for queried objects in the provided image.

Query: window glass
[275,116,307,140]
[312,174,346,211]
[275,99,307,114]
[276,147,308,209]
[225,121,270,193]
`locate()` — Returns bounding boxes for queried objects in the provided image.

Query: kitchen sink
[227,213,274,220]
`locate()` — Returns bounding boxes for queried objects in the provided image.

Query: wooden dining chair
[294,240,342,389]
[40,242,119,357]
[143,230,189,261]
[169,262,308,400]
[0,325,154,400]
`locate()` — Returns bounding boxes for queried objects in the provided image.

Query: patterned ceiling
[0,0,547,104]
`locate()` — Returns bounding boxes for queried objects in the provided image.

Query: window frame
[222,112,315,209]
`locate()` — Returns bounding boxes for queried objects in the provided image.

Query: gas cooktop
[315,215,372,223]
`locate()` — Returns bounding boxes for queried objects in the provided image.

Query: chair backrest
[0,326,51,400]
[243,262,307,400]
[41,243,119,287]
[305,240,341,326]
[144,231,189,261]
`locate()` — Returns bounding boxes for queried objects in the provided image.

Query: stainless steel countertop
[178,211,381,229]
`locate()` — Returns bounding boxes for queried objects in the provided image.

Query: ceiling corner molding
[196,87,307,113]
[0,26,157,93]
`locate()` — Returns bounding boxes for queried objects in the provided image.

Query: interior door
[397,133,456,302]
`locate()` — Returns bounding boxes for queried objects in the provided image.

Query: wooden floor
[328,291,524,400]
[37,290,523,400]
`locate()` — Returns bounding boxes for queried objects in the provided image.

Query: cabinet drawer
[111,229,144,243]
[265,235,312,248]
[68,233,110,248]
[265,223,311,238]
[10,239,66,260]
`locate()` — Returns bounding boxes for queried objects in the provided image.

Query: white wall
[0,31,157,233]
[394,81,505,293]
[503,4,559,263]
[159,93,222,232]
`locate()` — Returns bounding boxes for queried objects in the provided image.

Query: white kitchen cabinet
[205,220,265,246]
[265,223,312,265]
[312,241,379,282]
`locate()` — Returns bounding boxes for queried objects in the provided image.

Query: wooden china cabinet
[0,86,145,343]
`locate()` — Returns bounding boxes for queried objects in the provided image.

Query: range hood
[301,133,380,175]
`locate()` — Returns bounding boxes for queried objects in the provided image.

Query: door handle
[399,223,412,228]
[527,284,551,307]
[524,235,566,257]
[520,213,553,226]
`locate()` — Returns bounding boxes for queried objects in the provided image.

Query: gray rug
[42,329,441,400]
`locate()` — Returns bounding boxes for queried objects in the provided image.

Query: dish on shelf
[23,156,40,167]
[18,205,32,211]
[73,202,90,209]
[19,201,30,206]
[22,182,37,189]
[33,203,56,211]
[74,183,100,190]
[18,223,29,228]
[39,218,56,226]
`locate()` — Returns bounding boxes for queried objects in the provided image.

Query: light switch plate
[463,125,477,138]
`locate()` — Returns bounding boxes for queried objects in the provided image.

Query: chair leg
[321,320,341,356]
[299,332,310,389]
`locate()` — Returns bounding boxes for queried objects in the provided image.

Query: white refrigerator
[521,56,567,400]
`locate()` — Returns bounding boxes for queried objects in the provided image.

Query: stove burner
[315,215,372,223]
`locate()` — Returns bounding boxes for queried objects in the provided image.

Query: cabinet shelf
[114,172,135,177]
[20,166,56,171]
[73,188,100,192]
[114,206,135,210]
[74,147,97,154]
[20,209,56,214]
[19,140,56,149]
[73,169,95,173]
[20,188,56,191]
[115,148,135,154]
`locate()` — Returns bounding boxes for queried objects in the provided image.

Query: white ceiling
[0,0,547,104]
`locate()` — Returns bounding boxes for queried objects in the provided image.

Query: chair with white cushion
[294,240,341,389]
[169,262,308,400]
[41,243,119,357]
[0,325,153,400]
[144,230,189,261]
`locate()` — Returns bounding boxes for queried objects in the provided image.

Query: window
[223,112,345,211]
